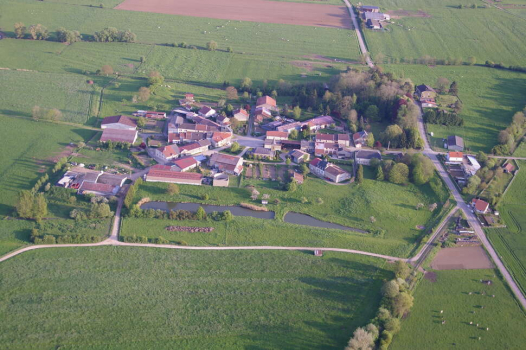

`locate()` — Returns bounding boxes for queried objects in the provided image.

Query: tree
[463,175,481,194]
[138,86,151,102]
[226,86,238,100]
[285,158,291,165]
[384,318,401,334]
[356,164,364,184]
[345,327,374,350]
[28,24,49,40]
[230,142,240,153]
[477,151,488,166]
[167,184,179,195]
[382,280,400,298]
[370,216,376,223]
[289,129,299,140]
[44,108,62,121]
[14,22,26,39]
[365,324,379,341]
[206,40,218,51]
[381,124,403,148]
[32,106,42,120]
[300,163,309,175]
[15,191,34,218]
[366,132,375,148]
[467,56,476,66]
[364,105,379,122]
[32,193,48,220]
[436,77,450,93]
[389,163,409,184]
[287,179,297,192]
[411,154,434,185]
[498,130,512,145]
[89,203,112,218]
[416,203,424,210]
[136,117,146,128]
[453,100,463,114]
[223,210,233,221]
[101,65,113,76]
[292,106,302,119]
[428,203,438,211]
[376,165,384,181]
[196,206,207,220]
[392,292,414,317]
[449,81,458,95]
[56,27,81,44]
[240,77,253,91]
[148,71,164,86]
[394,260,410,279]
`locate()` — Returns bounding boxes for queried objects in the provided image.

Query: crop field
[131,174,448,256]
[0,116,96,216]
[363,0,526,66]
[0,1,358,61]
[0,70,96,123]
[0,247,391,349]
[384,64,526,152]
[390,269,526,349]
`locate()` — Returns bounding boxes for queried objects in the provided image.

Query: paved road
[343,0,374,68]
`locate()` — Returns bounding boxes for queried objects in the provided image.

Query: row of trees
[30,230,103,245]
[14,22,49,40]
[492,107,526,155]
[15,191,48,221]
[93,27,136,43]
[127,204,234,222]
[485,61,526,73]
[378,125,424,149]
[69,202,114,221]
[370,153,438,187]
[423,109,464,127]
[32,106,63,122]
[345,261,414,350]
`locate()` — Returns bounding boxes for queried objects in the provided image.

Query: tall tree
[389,163,409,184]
[356,164,364,184]
[14,22,26,39]
[206,40,218,51]
[376,165,384,181]
[15,191,34,218]
[32,193,48,220]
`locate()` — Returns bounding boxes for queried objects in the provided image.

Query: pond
[283,212,366,233]
[141,202,276,220]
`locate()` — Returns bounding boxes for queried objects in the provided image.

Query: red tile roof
[79,182,115,193]
[212,132,232,142]
[148,169,202,181]
[233,108,249,116]
[310,158,322,166]
[101,115,137,128]
[159,145,180,158]
[267,131,288,138]
[256,96,276,107]
[173,157,198,170]
[448,152,463,158]
[472,198,489,212]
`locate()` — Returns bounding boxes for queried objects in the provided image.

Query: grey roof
[362,6,379,10]
[447,135,464,148]
[356,150,382,160]
[97,174,127,187]
[364,12,387,21]
[416,84,436,93]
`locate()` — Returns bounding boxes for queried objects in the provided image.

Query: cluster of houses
[57,169,128,197]
[415,84,438,108]
[443,135,482,182]
[359,5,390,29]
[100,115,139,144]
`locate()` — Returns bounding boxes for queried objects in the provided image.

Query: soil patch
[48,145,76,163]
[115,0,351,29]
[416,225,425,229]
[424,271,437,282]
[431,246,494,270]
[387,10,431,19]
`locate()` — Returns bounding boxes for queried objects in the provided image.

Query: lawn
[363,0,526,66]
[390,269,526,349]
[0,220,32,256]
[0,115,96,216]
[384,64,526,152]
[0,69,96,123]
[70,147,131,168]
[0,246,391,349]
[130,173,449,257]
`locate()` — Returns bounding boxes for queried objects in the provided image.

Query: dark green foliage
[356,164,364,184]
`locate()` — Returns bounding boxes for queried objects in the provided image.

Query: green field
[390,269,526,349]
[128,174,448,257]
[0,247,391,349]
[384,64,526,152]
[363,0,526,66]
[487,161,526,294]
[0,69,96,123]
[513,139,526,157]
[0,220,32,256]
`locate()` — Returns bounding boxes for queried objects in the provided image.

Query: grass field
[0,247,391,349]
[129,174,448,256]
[363,0,526,66]
[0,220,32,256]
[0,69,96,123]
[513,139,526,157]
[384,64,526,152]
[390,269,526,349]
[0,116,96,216]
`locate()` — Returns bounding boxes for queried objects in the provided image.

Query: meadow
[0,220,32,256]
[363,0,526,66]
[384,64,526,152]
[0,69,96,123]
[129,173,448,256]
[390,269,526,349]
[513,139,526,157]
[0,246,391,349]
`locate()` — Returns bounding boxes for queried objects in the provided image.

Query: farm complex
[0,0,526,348]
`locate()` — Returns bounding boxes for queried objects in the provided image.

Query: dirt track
[115,0,351,29]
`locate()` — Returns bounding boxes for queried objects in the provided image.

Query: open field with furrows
[384,64,526,153]
[0,70,96,123]
[0,116,96,216]
[130,174,449,256]
[0,1,358,61]
[487,161,526,294]
[390,269,526,349]
[0,247,391,349]
[363,0,526,66]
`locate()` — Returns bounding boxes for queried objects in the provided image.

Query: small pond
[141,202,275,219]
[283,212,366,233]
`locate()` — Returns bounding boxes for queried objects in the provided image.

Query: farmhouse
[289,149,309,163]
[146,165,202,185]
[216,115,230,126]
[264,138,283,152]
[179,139,211,156]
[277,122,302,133]
[198,106,217,118]
[355,150,382,165]
[253,147,274,159]
[446,135,464,151]
[172,157,198,172]
[101,115,137,130]
[100,128,138,144]
[209,153,244,175]
[315,133,350,147]
[304,116,334,131]
[168,131,208,144]
[353,130,369,148]
[97,173,127,188]
[315,142,338,157]
[367,19,381,30]
[256,95,277,111]
[471,198,490,214]
[211,132,232,148]
[253,107,272,124]
[59,170,126,196]
[281,140,301,150]
[503,162,515,173]
[416,85,437,100]
[192,115,222,128]
[463,155,481,177]
[155,144,180,161]
[266,131,289,140]
[364,12,390,21]
[232,108,249,122]
[309,158,351,183]
[447,151,463,163]
[78,182,119,197]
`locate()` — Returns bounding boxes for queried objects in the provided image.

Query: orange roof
[256,96,276,107]
[266,131,288,138]
[472,198,489,212]
[448,152,463,158]
[148,169,202,181]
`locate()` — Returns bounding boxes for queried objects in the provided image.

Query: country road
[343,0,374,68]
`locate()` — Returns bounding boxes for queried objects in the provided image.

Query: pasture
[363,0,526,66]
[0,69,96,123]
[0,220,32,256]
[390,269,526,349]
[384,64,526,152]
[130,174,448,256]
[0,247,391,349]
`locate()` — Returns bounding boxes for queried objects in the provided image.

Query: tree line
[492,106,526,155]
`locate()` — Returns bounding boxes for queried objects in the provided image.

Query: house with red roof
[352,131,368,148]
[471,198,490,214]
[198,106,217,118]
[216,115,231,126]
[232,108,249,122]
[209,153,244,176]
[146,165,202,185]
[172,157,198,172]
[101,115,137,130]
[145,111,166,119]
[179,139,211,156]
[304,116,334,131]
[211,132,232,148]
[256,96,277,110]
[309,157,350,183]
[266,131,289,140]
[447,152,463,163]
[154,144,180,162]
[315,133,350,147]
